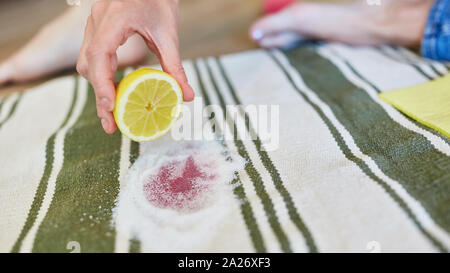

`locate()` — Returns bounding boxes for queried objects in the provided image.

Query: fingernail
[252,30,264,41]
[101,97,113,111]
[101,118,108,131]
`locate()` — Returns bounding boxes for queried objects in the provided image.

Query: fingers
[76,0,191,136]
[258,31,306,49]
[90,53,117,134]
[78,48,117,135]
[250,8,295,42]
[77,15,94,75]
[77,16,115,134]
[0,62,12,86]
[77,5,131,134]
[157,40,194,102]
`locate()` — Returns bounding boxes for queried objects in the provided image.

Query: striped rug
[0,43,449,253]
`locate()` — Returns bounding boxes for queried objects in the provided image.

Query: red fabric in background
[263,0,295,14]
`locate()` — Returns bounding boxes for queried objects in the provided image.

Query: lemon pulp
[114,68,183,142]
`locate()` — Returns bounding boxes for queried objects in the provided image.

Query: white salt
[113,139,245,252]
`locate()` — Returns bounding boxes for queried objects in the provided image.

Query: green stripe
[329,48,450,146]
[0,96,4,116]
[277,47,449,252]
[401,60,433,80]
[196,59,292,253]
[427,63,445,77]
[269,50,447,252]
[404,116,450,145]
[32,72,124,252]
[378,47,434,81]
[395,47,446,77]
[128,140,141,253]
[395,47,443,78]
[0,93,23,130]
[193,60,267,253]
[11,77,79,253]
[129,238,140,253]
[213,58,318,253]
[130,141,140,165]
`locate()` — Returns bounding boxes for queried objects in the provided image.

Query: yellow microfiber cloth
[379,74,450,138]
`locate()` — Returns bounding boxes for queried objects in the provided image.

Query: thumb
[157,41,194,102]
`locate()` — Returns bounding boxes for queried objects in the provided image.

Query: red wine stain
[143,156,215,210]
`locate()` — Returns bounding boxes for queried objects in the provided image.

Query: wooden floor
[0,0,342,96]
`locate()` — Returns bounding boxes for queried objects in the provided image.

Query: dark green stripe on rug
[393,46,445,78]
[376,47,434,81]
[283,47,450,246]
[32,72,124,252]
[330,48,450,146]
[427,63,445,77]
[213,58,318,253]
[193,60,267,253]
[406,64,434,81]
[0,97,4,116]
[268,50,447,252]
[196,59,292,253]
[0,93,23,130]
[130,141,140,165]
[11,77,79,253]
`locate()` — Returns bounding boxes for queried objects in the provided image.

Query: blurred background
[0,0,345,96]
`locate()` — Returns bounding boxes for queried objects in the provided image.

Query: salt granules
[113,140,245,252]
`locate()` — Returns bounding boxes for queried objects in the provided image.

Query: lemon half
[114,68,183,142]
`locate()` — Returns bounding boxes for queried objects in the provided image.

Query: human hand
[76,0,194,134]
[250,0,431,49]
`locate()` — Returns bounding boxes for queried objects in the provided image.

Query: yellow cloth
[379,74,450,138]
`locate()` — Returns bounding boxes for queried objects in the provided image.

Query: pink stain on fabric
[143,156,215,210]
